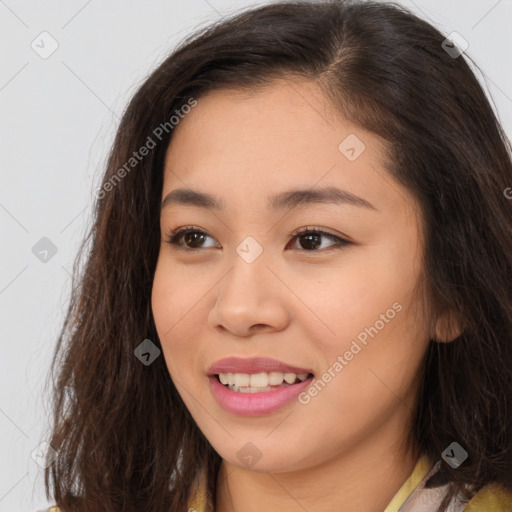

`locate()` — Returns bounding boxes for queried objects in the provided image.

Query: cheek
[294,249,416,346]
[333,237,424,335]
[302,246,428,406]
[152,252,210,329]
[151,260,176,341]
[151,257,205,377]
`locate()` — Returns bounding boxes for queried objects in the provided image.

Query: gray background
[0,1,510,510]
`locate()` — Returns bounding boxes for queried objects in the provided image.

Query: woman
[40,1,512,510]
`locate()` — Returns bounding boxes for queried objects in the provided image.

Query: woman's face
[151,78,432,473]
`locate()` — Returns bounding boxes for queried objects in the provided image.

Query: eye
[287,226,351,251]
[163,225,351,252]
[164,226,219,250]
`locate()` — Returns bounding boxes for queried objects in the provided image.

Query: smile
[208,373,315,416]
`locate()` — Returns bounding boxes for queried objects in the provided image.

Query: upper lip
[207,357,314,376]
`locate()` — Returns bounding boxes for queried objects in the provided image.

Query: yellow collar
[384,454,435,511]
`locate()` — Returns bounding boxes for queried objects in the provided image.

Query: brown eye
[182,231,207,248]
[164,226,351,252]
[165,227,218,250]
[287,227,350,251]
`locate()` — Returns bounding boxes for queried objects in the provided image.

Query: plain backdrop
[0,1,511,510]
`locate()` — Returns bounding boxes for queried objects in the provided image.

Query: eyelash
[163,225,351,252]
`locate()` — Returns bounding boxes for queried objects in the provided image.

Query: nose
[208,252,290,338]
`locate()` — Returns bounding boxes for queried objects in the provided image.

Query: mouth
[208,371,315,416]
[212,371,315,393]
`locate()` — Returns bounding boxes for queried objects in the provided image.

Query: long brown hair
[43,1,512,511]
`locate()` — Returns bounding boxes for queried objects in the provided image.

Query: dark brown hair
[42,1,512,511]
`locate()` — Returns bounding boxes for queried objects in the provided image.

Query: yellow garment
[44,456,512,511]
[383,453,434,511]
[464,482,512,512]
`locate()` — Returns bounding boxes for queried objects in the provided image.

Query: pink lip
[208,374,314,416]
[207,356,314,376]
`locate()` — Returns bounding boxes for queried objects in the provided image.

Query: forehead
[161,79,412,217]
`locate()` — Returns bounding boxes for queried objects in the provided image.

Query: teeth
[268,371,285,385]
[284,372,297,384]
[217,371,311,391]
[250,372,269,387]
[234,373,250,387]
[239,386,271,393]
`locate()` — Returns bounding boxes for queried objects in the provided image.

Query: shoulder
[463,483,512,511]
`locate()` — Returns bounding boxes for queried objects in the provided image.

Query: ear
[431,309,463,343]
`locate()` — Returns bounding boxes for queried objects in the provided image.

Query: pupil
[185,232,205,248]
[301,233,320,250]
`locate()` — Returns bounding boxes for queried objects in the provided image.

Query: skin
[151,77,459,512]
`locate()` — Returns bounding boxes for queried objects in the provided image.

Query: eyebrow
[161,186,377,212]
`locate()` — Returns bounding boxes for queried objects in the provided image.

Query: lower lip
[208,375,314,416]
